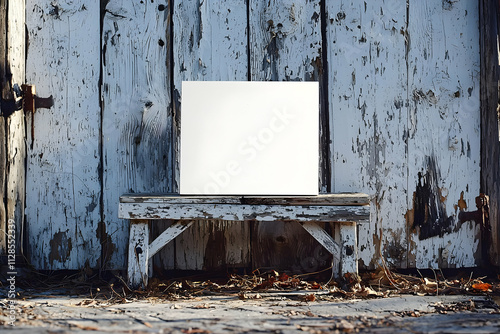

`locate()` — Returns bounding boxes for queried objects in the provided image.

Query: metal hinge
[0,84,54,117]
[458,193,491,266]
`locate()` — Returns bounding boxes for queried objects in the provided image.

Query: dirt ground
[1,293,500,333]
[2,268,500,333]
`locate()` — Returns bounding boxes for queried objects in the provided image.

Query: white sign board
[180,81,319,195]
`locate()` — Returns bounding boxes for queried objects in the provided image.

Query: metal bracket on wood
[0,84,53,117]
[458,193,491,266]
[22,84,54,112]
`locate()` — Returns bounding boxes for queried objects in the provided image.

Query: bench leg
[128,219,149,289]
[339,222,358,276]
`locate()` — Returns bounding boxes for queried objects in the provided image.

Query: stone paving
[2,293,500,333]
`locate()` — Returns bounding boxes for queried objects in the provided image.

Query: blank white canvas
[180,81,319,195]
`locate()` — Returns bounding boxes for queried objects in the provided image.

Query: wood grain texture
[249,0,330,190]
[101,0,174,269]
[249,0,322,82]
[128,220,149,288]
[327,1,409,268]
[340,222,357,274]
[172,0,249,270]
[406,0,480,268]
[25,1,101,269]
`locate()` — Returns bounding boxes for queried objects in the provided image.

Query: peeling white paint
[25,0,101,269]
[407,0,480,268]
[23,0,482,271]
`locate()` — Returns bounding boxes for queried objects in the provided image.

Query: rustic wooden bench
[118,193,370,288]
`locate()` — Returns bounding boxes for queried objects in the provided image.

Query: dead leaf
[358,286,382,297]
[424,278,437,287]
[278,273,289,282]
[303,294,316,302]
[310,282,322,289]
[256,277,275,290]
[472,283,492,291]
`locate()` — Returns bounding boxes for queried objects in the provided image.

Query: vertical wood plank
[249,0,326,273]
[326,1,408,268]
[479,0,500,266]
[249,0,330,192]
[25,1,101,269]
[101,0,173,269]
[172,0,249,270]
[6,0,25,256]
[407,0,481,268]
[0,0,7,255]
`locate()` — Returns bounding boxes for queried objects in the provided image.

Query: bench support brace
[300,222,357,279]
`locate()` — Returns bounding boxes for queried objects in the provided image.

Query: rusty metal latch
[458,194,492,266]
[21,84,54,113]
[0,84,53,117]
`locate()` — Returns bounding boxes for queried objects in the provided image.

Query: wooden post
[0,0,8,256]
[339,222,358,275]
[128,220,149,289]
[479,0,500,266]
[0,0,25,258]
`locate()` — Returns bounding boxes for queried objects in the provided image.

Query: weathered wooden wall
[20,0,486,272]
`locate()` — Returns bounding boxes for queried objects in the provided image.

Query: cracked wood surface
[119,202,370,222]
